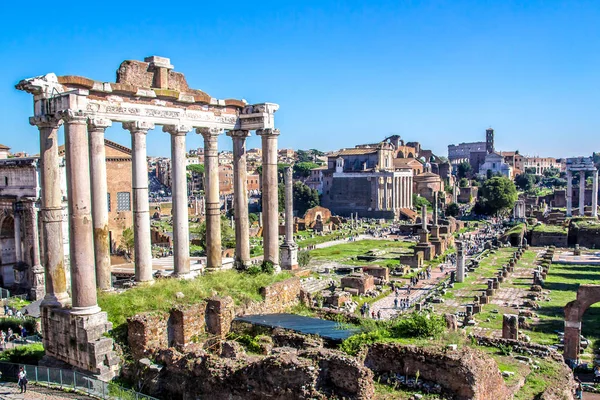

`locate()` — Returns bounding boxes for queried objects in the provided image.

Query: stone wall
[362,343,511,400]
[531,230,568,247]
[127,278,302,358]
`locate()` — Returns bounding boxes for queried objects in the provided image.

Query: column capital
[123,121,155,133]
[256,128,280,137]
[226,129,251,139]
[29,115,62,129]
[196,127,224,138]
[88,118,112,131]
[58,110,87,124]
[163,124,193,136]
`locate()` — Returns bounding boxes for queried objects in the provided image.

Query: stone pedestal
[414,232,434,261]
[41,307,119,381]
[280,243,299,270]
[502,314,519,340]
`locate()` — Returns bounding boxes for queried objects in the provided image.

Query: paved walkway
[0,382,89,399]
[369,262,455,320]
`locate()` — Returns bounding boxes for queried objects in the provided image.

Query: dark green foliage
[457,161,472,179]
[413,195,430,210]
[459,178,470,188]
[515,173,535,191]
[446,202,460,217]
[0,343,44,365]
[474,176,518,216]
[293,162,320,179]
[298,250,311,267]
[0,318,36,335]
[279,181,320,215]
[260,260,275,275]
[194,216,235,251]
[186,164,205,174]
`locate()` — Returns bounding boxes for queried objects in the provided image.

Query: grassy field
[308,239,414,267]
[98,271,292,329]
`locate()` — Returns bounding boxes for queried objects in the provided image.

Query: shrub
[389,312,446,339]
[0,318,36,336]
[246,265,262,275]
[340,329,390,355]
[261,260,275,274]
[0,343,44,365]
[298,250,311,267]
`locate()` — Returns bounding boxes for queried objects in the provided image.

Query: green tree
[486,169,493,180]
[525,167,537,175]
[279,181,320,215]
[446,202,460,217]
[413,194,431,210]
[543,167,560,178]
[120,227,135,256]
[457,161,472,179]
[186,164,205,174]
[459,178,469,188]
[298,250,311,267]
[514,173,535,191]
[293,162,319,179]
[474,176,518,216]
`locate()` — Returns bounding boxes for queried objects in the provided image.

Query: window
[117,192,131,211]
[107,193,111,212]
[4,177,7,186]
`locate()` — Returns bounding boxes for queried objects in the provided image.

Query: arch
[564,284,600,361]
[0,216,14,238]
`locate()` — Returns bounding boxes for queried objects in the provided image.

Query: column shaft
[566,171,573,217]
[228,131,251,268]
[125,122,154,283]
[63,113,99,314]
[258,129,280,267]
[31,117,70,307]
[28,203,44,300]
[284,167,294,243]
[165,125,192,277]
[88,119,112,290]
[199,128,222,270]
[593,170,598,218]
[14,212,21,263]
[580,171,586,216]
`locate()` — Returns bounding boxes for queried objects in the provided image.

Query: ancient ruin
[16,56,281,379]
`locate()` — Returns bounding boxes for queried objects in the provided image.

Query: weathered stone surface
[206,296,236,337]
[362,343,512,400]
[444,313,458,331]
[341,273,374,294]
[272,328,324,350]
[502,314,519,340]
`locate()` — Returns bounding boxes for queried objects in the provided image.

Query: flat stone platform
[553,251,600,265]
[235,313,359,342]
[111,256,235,277]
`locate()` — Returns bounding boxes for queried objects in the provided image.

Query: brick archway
[564,284,600,361]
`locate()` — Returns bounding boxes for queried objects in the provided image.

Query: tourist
[7,328,12,341]
[394,298,398,309]
[3,303,7,315]
[7,308,13,317]
[17,367,27,393]
[595,366,600,383]
[377,310,382,320]
[19,325,26,338]
[575,378,583,399]
[371,310,375,319]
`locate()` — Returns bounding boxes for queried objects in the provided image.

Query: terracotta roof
[399,208,417,220]
[393,158,422,167]
[0,144,10,150]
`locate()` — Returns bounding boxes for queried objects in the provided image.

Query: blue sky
[1,0,598,158]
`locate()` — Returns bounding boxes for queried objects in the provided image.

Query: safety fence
[0,361,158,400]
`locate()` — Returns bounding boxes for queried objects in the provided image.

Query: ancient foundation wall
[42,307,119,380]
[362,343,511,400]
[127,277,301,358]
[531,231,568,247]
[575,228,600,249]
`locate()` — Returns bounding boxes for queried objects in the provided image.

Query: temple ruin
[16,55,282,379]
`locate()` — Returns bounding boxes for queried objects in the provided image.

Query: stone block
[502,314,519,340]
[205,296,235,337]
[341,273,374,295]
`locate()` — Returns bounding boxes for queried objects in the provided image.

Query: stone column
[88,118,112,290]
[62,111,100,315]
[432,192,438,226]
[566,170,573,217]
[280,167,298,270]
[14,210,22,263]
[227,130,251,269]
[593,170,598,218]
[257,128,280,269]
[30,116,70,307]
[198,127,223,270]
[124,121,154,283]
[384,177,389,210]
[579,171,586,216]
[421,204,428,232]
[27,202,44,300]
[164,124,193,277]
[456,240,465,283]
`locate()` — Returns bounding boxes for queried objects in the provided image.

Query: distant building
[448,128,495,173]
[0,144,10,160]
[478,152,512,177]
[306,165,327,194]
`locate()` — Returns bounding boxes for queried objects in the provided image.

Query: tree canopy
[293,162,320,179]
[514,173,535,192]
[445,202,460,217]
[278,181,320,215]
[194,217,235,252]
[186,164,205,174]
[473,176,517,216]
[457,161,472,179]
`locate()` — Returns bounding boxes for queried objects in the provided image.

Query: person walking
[17,367,27,393]
[394,297,398,309]
[377,310,382,320]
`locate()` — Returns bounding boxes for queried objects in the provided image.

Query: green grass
[98,271,292,329]
[0,343,44,365]
[308,239,414,267]
[531,224,567,234]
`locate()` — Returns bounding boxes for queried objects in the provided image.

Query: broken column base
[280,242,299,270]
[41,306,120,381]
[414,243,435,261]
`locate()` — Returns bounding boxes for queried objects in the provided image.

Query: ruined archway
[0,216,14,238]
[563,284,600,361]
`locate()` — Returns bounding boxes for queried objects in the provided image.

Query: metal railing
[0,361,158,400]
[0,289,27,300]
